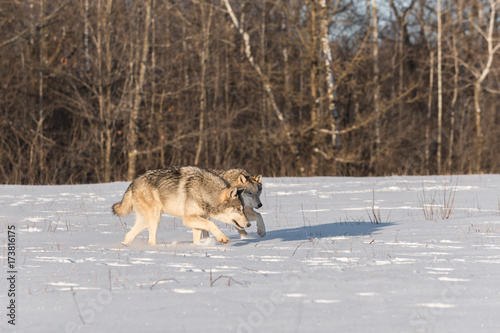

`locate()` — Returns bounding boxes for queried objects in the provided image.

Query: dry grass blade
[366,189,382,224]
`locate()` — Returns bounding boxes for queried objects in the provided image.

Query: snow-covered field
[2,175,500,332]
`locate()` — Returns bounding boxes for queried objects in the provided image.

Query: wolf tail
[112,186,134,216]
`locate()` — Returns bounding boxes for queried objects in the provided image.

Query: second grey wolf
[112,166,250,245]
[209,168,266,238]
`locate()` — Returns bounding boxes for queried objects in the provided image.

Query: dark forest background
[1,0,499,184]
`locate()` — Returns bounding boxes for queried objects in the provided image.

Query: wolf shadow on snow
[124,221,393,246]
[231,221,394,246]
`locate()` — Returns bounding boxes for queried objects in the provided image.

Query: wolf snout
[233,219,251,229]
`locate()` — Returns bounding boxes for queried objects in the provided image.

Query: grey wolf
[209,168,266,238]
[112,166,250,245]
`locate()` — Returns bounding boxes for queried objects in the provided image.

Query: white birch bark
[425,52,434,174]
[37,0,45,181]
[96,0,114,182]
[84,0,90,73]
[437,0,443,174]
[127,0,152,181]
[194,2,213,166]
[448,32,459,172]
[319,0,339,148]
[370,0,380,160]
[470,0,500,172]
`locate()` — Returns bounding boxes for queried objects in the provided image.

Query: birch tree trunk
[260,0,267,129]
[470,0,500,172]
[448,32,459,172]
[127,0,152,181]
[436,0,443,175]
[194,2,213,166]
[389,0,405,126]
[425,52,434,174]
[37,0,45,182]
[310,1,318,126]
[150,0,157,159]
[389,0,415,138]
[96,0,114,182]
[96,0,105,182]
[370,0,381,165]
[281,9,291,117]
[320,0,339,149]
[84,0,90,73]
[309,1,319,174]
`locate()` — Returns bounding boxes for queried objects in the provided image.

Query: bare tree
[223,0,284,123]
[223,0,303,173]
[447,0,463,172]
[35,0,46,182]
[464,0,500,172]
[436,0,443,174]
[425,51,434,174]
[194,1,213,166]
[319,0,340,151]
[127,0,152,181]
[389,0,416,127]
[96,0,115,182]
[370,0,381,165]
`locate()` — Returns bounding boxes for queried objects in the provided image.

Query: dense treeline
[1,0,499,184]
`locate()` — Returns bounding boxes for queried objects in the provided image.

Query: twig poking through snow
[292,241,306,256]
[210,272,246,287]
[243,267,269,277]
[71,287,85,325]
[149,278,179,290]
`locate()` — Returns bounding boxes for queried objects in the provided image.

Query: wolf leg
[122,214,148,245]
[146,209,162,245]
[237,228,248,239]
[183,216,229,244]
[192,229,202,243]
[245,206,266,237]
[193,229,210,243]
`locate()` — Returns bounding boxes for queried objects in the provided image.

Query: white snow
[1,175,500,332]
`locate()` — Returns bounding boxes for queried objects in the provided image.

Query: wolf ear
[253,175,262,184]
[237,173,248,185]
[228,187,239,199]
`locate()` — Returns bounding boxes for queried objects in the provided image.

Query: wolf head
[216,187,250,229]
[236,173,263,209]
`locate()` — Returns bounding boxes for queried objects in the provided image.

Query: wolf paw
[217,235,230,244]
[257,229,266,237]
